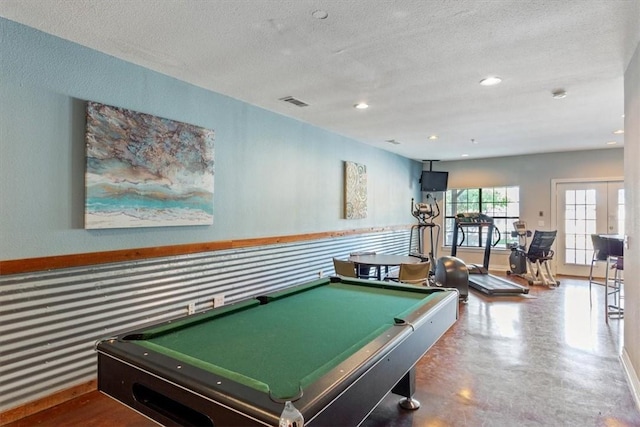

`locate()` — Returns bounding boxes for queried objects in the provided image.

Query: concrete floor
[5,277,638,427]
[363,277,638,427]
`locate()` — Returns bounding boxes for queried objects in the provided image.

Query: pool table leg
[392,367,420,410]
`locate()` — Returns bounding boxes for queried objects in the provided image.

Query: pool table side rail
[302,288,459,426]
[259,275,441,303]
[95,305,419,426]
[108,277,445,400]
[96,279,459,426]
[97,348,276,426]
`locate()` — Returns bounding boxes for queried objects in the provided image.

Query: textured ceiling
[1,0,639,161]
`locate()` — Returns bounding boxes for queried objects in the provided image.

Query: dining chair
[333,258,357,278]
[387,262,431,286]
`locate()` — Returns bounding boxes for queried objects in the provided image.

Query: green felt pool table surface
[131,278,437,399]
[97,276,459,426]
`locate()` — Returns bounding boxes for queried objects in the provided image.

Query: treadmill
[451,213,529,295]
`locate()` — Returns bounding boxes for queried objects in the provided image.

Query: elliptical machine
[409,194,469,301]
[508,220,531,277]
[507,221,559,288]
[408,194,441,272]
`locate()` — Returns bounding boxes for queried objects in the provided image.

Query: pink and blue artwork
[85,101,214,229]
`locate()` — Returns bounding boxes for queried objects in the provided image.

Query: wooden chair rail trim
[1,225,411,276]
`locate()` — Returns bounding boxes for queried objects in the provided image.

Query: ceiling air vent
[279,96,309,107]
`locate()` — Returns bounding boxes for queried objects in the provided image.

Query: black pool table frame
[96,277,459,426]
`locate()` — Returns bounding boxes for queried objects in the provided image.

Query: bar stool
[603,236,624,324]
[606,256,624,320]
[588,234,608,308]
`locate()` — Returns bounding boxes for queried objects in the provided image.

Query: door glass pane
[565,234,575,249]
[578,221,586,235]
[564,189,597,266]
[557,180,623,277]
[576,249,588,265]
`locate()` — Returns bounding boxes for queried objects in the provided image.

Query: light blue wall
[0,18,422,260]
[440,148,624,229]
[427,149,624,269]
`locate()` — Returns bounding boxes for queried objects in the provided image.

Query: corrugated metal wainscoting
[0,229,411,412]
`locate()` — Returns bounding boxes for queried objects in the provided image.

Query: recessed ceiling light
[479,76,502,86]
[622,114,625,118]
[428,135,438,140]
[613,129,624,135]
[552,89,567,99]
[606,141,617,145]
[461,153,469,157]
[311,10,328,19]
[354,102,369,109]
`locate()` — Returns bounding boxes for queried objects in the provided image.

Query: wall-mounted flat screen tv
[420,171,449,192]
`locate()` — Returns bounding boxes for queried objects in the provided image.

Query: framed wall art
[85,101,214,229]
[344,161,367,219]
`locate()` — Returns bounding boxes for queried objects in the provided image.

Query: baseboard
[0,380,96,426]
[621,347,640,410]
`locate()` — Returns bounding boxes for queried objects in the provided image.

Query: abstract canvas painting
[85,101,214,229]
[344,161,367,219]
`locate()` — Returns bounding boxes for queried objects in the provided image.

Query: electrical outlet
[187,302,196,315]
[213,295,225,308]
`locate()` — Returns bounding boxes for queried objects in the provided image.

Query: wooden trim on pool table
[0,225,411,275]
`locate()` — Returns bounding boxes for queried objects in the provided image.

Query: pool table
[96,276,458,426]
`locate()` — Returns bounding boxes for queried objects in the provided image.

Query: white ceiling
[1,0,639,161]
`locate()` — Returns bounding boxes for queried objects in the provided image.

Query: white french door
[555,180,624,277]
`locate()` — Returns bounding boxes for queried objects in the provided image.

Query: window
[444,186,520,249]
